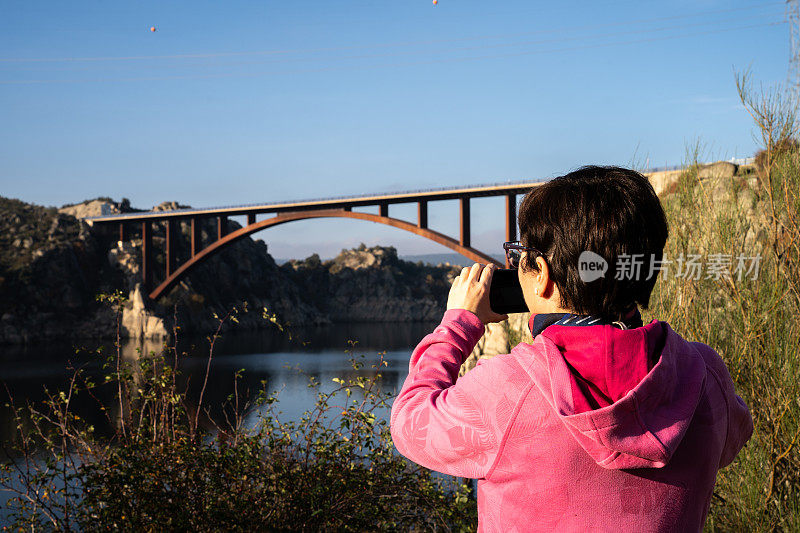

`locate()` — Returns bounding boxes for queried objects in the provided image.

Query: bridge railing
[84,177,549,223]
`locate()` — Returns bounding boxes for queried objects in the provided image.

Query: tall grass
[645,133,800,528]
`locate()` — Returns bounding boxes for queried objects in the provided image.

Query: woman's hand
[446,263,509,325]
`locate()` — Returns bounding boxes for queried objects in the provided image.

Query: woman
[390,166,753,532]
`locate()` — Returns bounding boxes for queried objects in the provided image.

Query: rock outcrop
[645,169,683,197]
[58,199,120,219]
[121,284,169,341]
[282,244,461,322]
[645,162,751,197]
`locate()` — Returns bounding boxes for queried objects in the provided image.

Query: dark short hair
[518,165,668,319]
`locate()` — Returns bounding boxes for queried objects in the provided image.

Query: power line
[193,12,784,71]
[0,20,783,85]
[18,11,770,76]
[94,10,778,73]
[0,2,784,64]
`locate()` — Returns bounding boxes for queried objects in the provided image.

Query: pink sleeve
[715,365,754,469]
[693,343,754,468]
[390,309,524,479]
[720,387,754,468]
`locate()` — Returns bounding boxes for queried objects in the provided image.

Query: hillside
[282,244,458,322]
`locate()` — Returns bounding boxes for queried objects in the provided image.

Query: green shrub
[1,303,477,531]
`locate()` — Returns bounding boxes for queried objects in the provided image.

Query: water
[0,321,437,447]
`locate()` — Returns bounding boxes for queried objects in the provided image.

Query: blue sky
[0,1,790,260]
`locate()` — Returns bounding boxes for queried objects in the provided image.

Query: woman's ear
[536,256,556,299]
[535,256,548,285]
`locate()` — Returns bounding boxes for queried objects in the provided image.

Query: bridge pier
[459,197,470,248]
[247,213,256,226]
[417,200,428,229]
[506,194,517,268]
[506,194,517,242]
[191,218,202,257]
[166,220,177,278]
[141,221,153,292]
[379,202,388,217]
[118,222,127,244]
[217,216,228,240]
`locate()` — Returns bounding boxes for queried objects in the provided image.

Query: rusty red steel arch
[148,208,503,300]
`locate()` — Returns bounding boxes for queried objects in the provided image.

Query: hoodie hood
[523,320,707,470]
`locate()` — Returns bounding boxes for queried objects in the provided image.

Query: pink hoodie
[390,309,753,532]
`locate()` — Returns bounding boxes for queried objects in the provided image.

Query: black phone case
[489,269,529,314]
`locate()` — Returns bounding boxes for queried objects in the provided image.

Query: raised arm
[390,264,520,478]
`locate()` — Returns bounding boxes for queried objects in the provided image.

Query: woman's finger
[467,263,483,283]
[479,263,496,284]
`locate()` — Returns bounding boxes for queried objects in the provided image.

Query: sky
[0,1,792,260]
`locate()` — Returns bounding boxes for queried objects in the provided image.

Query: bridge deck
[85,178,547,224]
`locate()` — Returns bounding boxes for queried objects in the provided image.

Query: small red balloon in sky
[432,0,438,4]
[150,26,157,32]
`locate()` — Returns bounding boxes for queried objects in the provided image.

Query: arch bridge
[86,180,545,300]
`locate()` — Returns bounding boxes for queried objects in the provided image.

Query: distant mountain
[276,252,504,267]
[400,253,505,267]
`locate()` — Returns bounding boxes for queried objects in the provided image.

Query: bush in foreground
[1,307,476,531]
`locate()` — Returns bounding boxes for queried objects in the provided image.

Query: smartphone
[489,268,528,314]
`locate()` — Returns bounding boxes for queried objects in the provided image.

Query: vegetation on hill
[0,197,81,273]
[0,197,119,342]
[643,75,800,531]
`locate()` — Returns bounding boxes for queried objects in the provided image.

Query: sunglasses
[503,241,544,269]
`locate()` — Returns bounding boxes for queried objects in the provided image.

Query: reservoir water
[0,321,439,445]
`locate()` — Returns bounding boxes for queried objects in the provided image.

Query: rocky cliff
[282,244,460,322]
[0,197,462,344]
[0,198,119,343]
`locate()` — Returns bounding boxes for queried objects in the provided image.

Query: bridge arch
[149,208,502,300]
